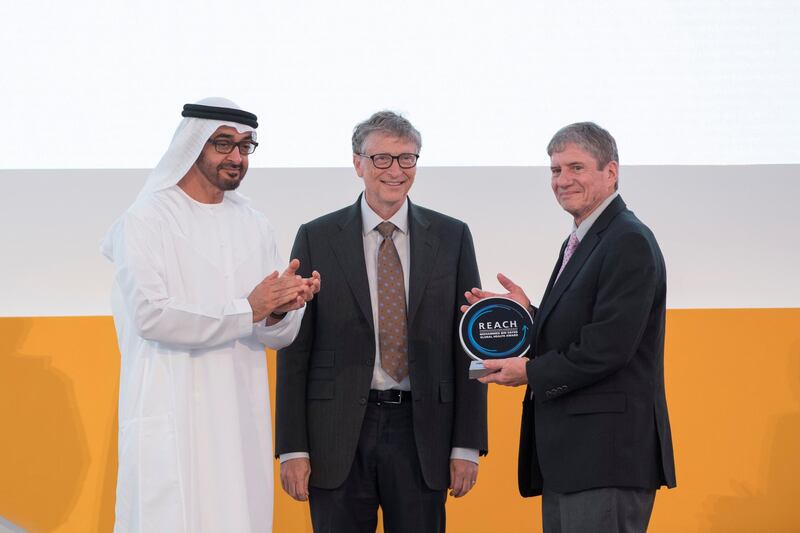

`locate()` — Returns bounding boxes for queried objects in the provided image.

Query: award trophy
[459,297,533,379]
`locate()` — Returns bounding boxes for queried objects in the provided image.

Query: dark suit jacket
[276,196,488,490]
[519,195,677,496]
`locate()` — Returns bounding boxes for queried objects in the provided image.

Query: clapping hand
[248,259,321,323]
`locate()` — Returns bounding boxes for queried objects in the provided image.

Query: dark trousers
[542,487,656,533]
[309,401,446,533]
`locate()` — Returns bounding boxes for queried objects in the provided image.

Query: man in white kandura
[101,97,320,532]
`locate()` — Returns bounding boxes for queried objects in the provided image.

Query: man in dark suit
[276,111,488,533]
[465,122,676,532]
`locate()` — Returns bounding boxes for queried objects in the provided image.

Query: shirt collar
[573,191,619,241]
[361,194,409,236]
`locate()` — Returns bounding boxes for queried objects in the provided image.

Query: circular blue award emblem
[459,297,533,362]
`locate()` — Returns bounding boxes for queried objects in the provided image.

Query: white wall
[2,164,797,316]
[3,0,798,315]
[2,1,798,169]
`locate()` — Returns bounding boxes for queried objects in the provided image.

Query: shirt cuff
[450,447,479,464]
[279,452,310,463]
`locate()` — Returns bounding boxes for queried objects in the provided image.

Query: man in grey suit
[464,122,676,532]
[275,111,488,533]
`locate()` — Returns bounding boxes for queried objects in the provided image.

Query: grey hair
[351,110,422,154]
[547,122,619,169]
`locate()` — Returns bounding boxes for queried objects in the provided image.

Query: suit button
[365,359,372,366]
[359,397,367,405]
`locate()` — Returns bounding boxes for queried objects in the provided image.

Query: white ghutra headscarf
[101,96,257,260]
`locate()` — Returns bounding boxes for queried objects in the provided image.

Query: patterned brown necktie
[376,221,409,382]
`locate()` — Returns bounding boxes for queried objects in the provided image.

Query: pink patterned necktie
[376,221,409,382]
[556,231,579,281]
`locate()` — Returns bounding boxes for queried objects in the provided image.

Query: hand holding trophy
[460,295,533,379]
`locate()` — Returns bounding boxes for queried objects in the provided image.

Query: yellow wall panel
[0,317,118,533]
[1,309,798,532]
[652,309,800,532]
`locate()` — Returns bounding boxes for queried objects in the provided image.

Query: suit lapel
[407,201,439,327]
[539,239,568,311]
[330,197,374,331]
[532,239,568,355]
[534,196,628,342]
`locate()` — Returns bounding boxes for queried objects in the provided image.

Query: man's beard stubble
[197,153,246,192]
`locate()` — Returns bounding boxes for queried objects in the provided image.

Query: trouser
[309,400,446,533]
[542,486,657,533]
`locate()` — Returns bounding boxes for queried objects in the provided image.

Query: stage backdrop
[2,2,799,530]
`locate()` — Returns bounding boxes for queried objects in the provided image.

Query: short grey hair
[547,122,619,169]
[351,110,422,154]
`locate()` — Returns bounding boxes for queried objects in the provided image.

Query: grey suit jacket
[276,197,488,490]
[519,195,677,496]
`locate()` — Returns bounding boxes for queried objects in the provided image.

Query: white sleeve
[114,214,253,348]
[252,217,305,349]
[253,306,305,349]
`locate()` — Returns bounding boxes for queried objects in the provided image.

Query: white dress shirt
[574,192,619,241]
[360,195,412,391]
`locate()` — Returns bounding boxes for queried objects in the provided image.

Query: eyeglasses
[207,138,259,155]
[358,152,419,169]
